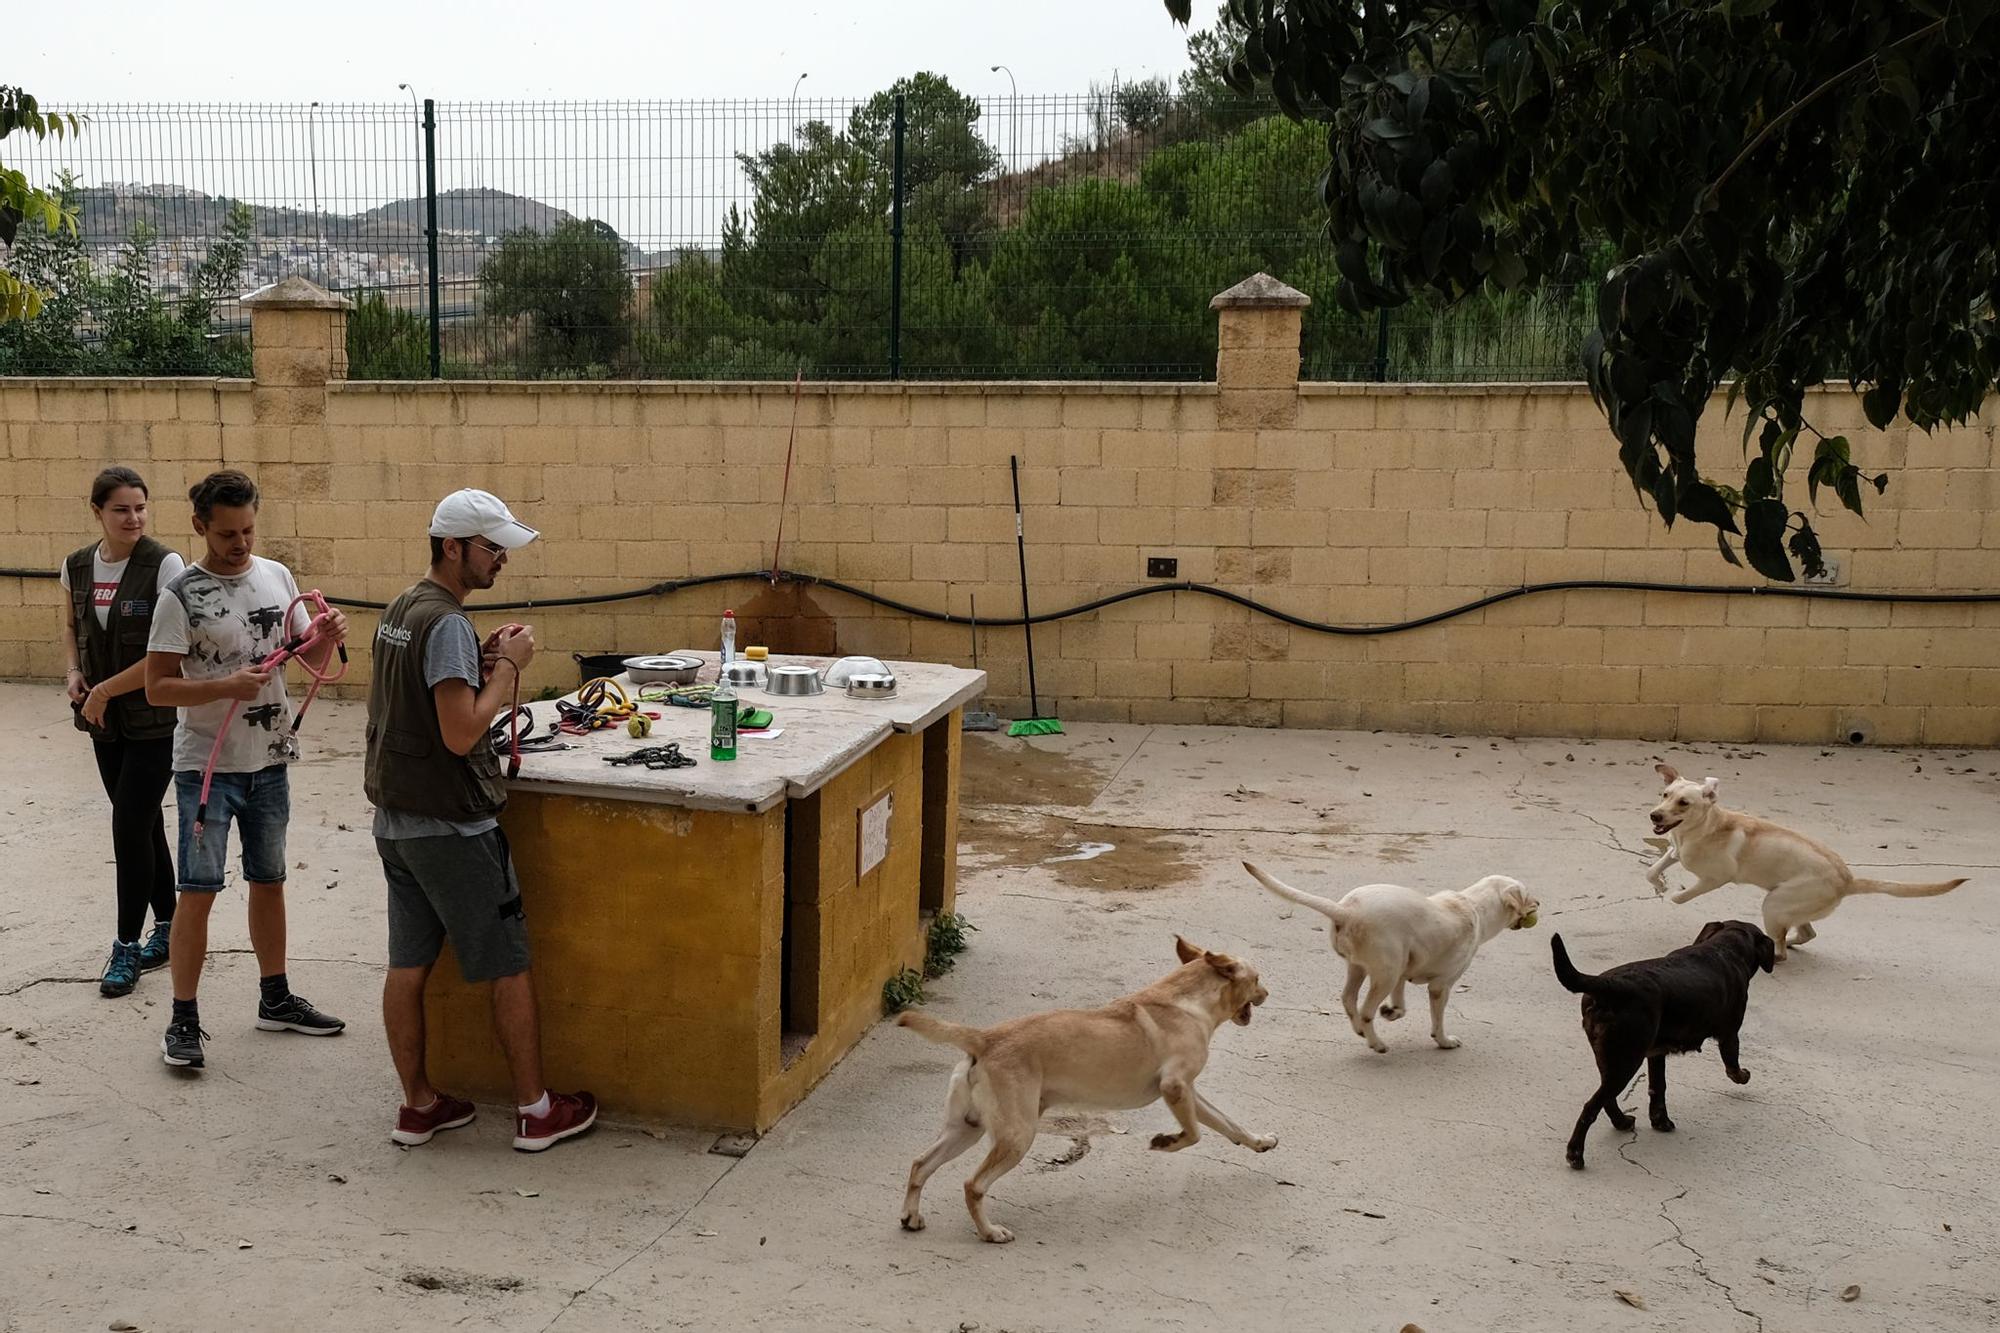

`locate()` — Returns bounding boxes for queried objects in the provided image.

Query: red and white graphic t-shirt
[59,544,187,629]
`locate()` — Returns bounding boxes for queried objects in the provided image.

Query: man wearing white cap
[365,489,598,1153]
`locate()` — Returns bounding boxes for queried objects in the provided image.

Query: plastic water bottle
[720,609,737,669]
[710,675,738,762]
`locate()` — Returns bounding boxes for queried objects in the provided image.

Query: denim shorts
[174,765,290,892]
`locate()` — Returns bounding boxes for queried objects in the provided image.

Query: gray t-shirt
[371,611,501,840]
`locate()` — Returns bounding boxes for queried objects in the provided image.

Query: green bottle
[710,676,738,761]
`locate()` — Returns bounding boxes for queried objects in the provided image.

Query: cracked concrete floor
[2,681,1996,1332]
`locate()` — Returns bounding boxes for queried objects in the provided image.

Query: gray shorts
[378,828,532,983]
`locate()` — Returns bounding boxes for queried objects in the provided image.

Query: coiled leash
[482,622,531,777]
[486,704,574,765]
[635,683,717,709]
[556,676,639,735]
[193,589,347,847]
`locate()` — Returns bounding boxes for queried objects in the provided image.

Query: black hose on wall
[6,566,1998,631]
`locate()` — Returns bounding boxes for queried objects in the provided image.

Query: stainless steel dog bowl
[824,654,889,687]
[622,654,701,686]
[844,672,897,700]
[765,664,825,696]
[721,659,768,689]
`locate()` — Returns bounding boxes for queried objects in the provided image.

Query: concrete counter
[422,656,986,1132]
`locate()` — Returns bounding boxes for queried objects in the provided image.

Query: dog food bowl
[765,664,825,696]
[721,659,768,689]
[622,654,701,686]
[844,672,898,700]
[824,655,890,687]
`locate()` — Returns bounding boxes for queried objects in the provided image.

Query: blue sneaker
[139,918,172,972]
[99,941,142,998]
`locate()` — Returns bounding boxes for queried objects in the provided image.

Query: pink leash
[192,589,347,846]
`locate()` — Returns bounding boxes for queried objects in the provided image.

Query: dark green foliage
[1162,0,2000,579]
[346,290,429,379]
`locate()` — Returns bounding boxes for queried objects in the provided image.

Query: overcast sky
[17,0,1200,102]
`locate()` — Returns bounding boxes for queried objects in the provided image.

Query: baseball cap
[428,489,539,550]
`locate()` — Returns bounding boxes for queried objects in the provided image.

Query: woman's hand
[81,682,111,726]
[65,668,88,706]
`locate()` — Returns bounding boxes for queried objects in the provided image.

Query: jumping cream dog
[896,937,1273,1244]
[1243,862,1538,1053]
[1646,763,1968,959]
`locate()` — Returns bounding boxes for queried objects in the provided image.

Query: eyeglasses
[464,537,508,559]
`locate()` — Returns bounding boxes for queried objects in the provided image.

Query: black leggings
[91,736,177,942]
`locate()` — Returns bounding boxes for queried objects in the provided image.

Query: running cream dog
[1646,763,1968,959]
[896,937,1273,1244]
[1243,862,1538,1053]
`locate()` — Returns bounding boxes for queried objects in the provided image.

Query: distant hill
[63,185,601,282]
[355,188,578,240]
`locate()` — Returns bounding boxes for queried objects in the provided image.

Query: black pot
[573,651,630,686]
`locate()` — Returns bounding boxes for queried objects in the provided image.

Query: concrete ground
[2,681,1995,1333]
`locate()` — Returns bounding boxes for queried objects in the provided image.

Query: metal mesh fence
[0,94,1594,382]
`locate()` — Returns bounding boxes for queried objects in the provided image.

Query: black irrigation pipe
[7,566,2000,634]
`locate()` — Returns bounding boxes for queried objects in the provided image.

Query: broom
[962,590,1001,732]
[1005,454,1063,737]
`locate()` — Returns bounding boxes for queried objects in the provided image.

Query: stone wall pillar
[244,275,351,391]
[240,276,351,568]
[1210,272,1308,427]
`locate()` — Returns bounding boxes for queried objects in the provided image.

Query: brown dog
[896,937,1274,1243]
[1552,921,1775,1169]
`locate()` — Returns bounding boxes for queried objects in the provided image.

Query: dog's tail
[1242,861,1347,923]
[1847,875,1968,899]
[1550,933,1629,998]
[896,1010,987,1057]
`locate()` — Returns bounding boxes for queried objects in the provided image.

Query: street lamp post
[790,72,809,150]
[990,65,1019,210]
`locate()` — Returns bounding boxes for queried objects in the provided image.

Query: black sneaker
[162,1017,208,1068]
[255,992,346,1036]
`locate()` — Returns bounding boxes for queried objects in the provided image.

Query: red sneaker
[513,1090,599,1152]
[391,1092,477,1146]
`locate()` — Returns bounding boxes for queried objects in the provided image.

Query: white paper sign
[858,793,892,878]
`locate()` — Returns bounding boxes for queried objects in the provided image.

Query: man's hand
[221,666,273,702]
[81,683,111,727]
[494,624,536,670]
[321,608,349,644]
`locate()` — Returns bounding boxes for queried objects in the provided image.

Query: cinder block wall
[3,277,1996,745]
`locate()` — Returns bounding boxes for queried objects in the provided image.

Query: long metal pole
[422,98,441,379]
[889,93,906,380]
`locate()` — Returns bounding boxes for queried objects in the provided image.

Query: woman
[60,467,186,997]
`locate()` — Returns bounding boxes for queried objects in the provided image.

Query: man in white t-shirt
[145,469,349,1072]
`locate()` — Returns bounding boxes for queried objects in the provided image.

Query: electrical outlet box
[1146,556,1179,579]
[1804,555,1846,587]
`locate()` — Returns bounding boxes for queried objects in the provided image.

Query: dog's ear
[1204,950,1245,978]
[1655,762,1680,782]
[1695,920,1726,945]
[1754,929,1776,973]
[1700,776,1719,801]
[1174,936,1202,964]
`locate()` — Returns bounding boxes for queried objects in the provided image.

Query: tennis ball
[628,715,652,738]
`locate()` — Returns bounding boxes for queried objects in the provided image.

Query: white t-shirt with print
[59,544,188,629]
[148,556,312,773]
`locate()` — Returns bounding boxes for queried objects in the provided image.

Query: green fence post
[889,92,905,380]
[423,98,442,379]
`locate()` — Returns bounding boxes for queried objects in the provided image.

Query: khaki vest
[67,537,178,742]
[364,580,508,821]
